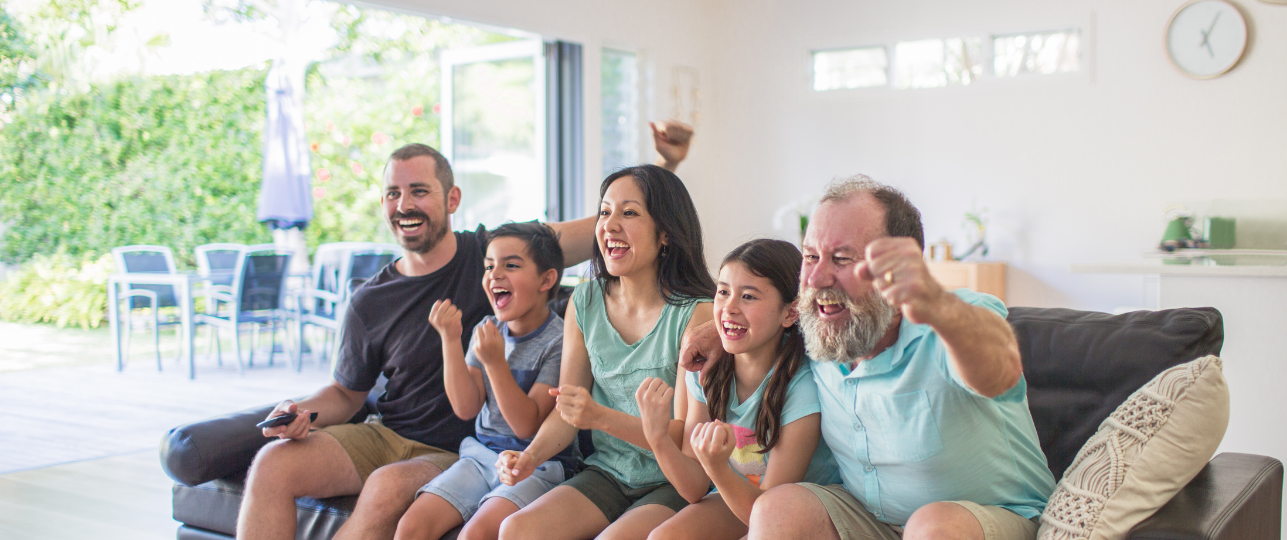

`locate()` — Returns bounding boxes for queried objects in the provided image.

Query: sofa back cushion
[1007,307,1223,480]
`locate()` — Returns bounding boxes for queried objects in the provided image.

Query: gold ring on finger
[884,270,894,284]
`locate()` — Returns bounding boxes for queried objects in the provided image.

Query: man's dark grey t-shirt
[333,226,489,453]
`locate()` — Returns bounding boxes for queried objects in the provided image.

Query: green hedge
[0,67,271,268]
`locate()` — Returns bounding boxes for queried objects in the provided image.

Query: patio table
[107,272,209,379]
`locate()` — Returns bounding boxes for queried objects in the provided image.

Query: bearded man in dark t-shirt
[236,121,693,540]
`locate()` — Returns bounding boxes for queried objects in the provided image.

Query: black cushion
[172,476,358,540]
[1008,307,1224,480]
[162,401,373,487]
[161,405,278,487]
[176,524,234,540]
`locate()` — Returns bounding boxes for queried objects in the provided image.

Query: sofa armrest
[160,403,279,486]
[160,400,376,487]
[1130,453,1283,540]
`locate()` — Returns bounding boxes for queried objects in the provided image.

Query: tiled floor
[0,357,332,474]
[0,450,178,540]
[0,321,335,538]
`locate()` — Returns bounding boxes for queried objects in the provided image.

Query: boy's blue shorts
[416,436,565,520]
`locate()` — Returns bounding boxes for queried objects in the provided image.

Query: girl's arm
[698,413,822,525]
[675,384,716,499]
[636,378,712,503]
[471,320,556,439]
[430,300,486,420]
[498,301,587,485]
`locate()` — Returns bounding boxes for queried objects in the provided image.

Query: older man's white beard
[798,286,898,363]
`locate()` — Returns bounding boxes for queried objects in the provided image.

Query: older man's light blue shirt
[812,289,1055,526]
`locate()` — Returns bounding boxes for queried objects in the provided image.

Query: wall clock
[1166,0,1248,79]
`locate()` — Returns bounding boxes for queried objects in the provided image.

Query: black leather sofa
[160,306,1284,540]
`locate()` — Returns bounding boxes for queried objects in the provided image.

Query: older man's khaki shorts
[320,422,458,482]
[800,483,1040,540]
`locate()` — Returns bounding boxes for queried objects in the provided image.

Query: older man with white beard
[681,176,1055,540]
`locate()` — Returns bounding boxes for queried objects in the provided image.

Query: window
[441,40,585,229]
[812,47,888,91]
[893,38,982,89]
[601,48,639,177]
[993,30,1080,77]
[441,41,545,231]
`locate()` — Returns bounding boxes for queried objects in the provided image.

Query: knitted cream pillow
[1037,355,1229,540]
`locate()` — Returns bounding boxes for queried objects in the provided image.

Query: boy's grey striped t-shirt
[465,312,563,452]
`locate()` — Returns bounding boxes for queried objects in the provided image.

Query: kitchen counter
[1071,250,1287,277]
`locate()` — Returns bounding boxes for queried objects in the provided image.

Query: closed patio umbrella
[257,58,312,272]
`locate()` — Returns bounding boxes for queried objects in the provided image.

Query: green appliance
[1204,217,1236,249]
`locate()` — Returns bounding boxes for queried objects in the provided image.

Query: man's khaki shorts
[800,483,1040,540]
[320,422,458,482]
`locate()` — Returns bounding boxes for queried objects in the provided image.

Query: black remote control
[256,411,318,429]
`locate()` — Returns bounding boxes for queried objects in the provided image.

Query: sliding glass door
[441,40,546,230]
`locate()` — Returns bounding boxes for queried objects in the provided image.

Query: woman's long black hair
[703,238,805,453]
[589,165,714,305]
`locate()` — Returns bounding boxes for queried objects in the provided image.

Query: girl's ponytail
[755,324,805,452]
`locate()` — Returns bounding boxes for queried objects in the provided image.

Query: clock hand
[1198,12,1222,59]
[1207,11,1222,35]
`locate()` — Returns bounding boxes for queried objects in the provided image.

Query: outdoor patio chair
[110,245,181,369]
[195,243,245,288]
[194,243,246,366]
[196,244,295,375]
[293,243,398,371]
[348,245,399,284]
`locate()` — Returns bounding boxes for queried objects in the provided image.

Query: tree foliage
[0,2,43,118]
[12,0,146,93]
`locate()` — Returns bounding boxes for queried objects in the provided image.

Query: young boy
[397,222,576,540]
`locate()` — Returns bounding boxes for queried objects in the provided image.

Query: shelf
[926,261,1006,304]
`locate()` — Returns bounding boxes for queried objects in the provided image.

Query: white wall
[700,0,1287,311]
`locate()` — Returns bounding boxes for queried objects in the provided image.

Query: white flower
[773,198,817,232]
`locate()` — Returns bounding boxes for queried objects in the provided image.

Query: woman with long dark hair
[496,165,715,540]
[640,238,838,540]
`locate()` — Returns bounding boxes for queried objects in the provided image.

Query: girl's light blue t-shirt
[686,359,840,487]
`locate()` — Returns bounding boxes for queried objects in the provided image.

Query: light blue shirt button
[855,422,864,430]
[865,465,874,472]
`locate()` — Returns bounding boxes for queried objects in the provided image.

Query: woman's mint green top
[574,280,708,488]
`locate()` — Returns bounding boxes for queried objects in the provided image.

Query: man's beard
[797,285,898,362]
[390,210,450,254]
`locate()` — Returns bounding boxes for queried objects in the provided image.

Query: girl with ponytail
[636,238,838,539]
